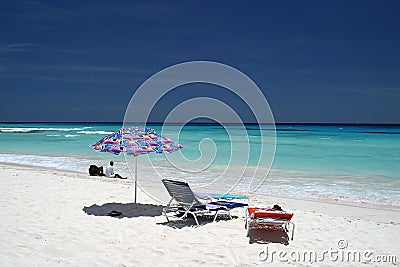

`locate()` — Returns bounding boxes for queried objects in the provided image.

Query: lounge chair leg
[245,209,250,236]
[213,211,219,222]
[162,209,170,223]
[246,220,250,237]
[192,213,200,226]
[291,222,295,240]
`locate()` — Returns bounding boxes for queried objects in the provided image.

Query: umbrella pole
[134,156,138,204]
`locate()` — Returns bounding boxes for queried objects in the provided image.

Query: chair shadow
[82,202,164,218]
[157,215,239,229]
[248,228,290,245]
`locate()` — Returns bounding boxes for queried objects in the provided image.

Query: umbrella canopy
[91,127,182,203]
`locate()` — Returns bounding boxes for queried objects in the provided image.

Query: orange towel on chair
[248,208,294,220]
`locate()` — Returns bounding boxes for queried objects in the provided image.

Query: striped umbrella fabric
[91,127,182,156]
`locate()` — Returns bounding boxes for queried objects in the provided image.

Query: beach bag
[89,165,100,176]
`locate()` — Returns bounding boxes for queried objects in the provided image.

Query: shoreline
[1,162,399,214]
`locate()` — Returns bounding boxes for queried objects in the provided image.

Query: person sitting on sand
[105,161,126,179]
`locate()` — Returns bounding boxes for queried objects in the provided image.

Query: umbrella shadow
[83,202,163,218]
[248,228,290,245]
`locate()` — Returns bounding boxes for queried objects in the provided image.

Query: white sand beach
[0,163,399,266]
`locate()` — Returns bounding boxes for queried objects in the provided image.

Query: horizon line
[1,121,400,126]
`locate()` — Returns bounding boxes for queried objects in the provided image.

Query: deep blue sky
[0,0,399,123]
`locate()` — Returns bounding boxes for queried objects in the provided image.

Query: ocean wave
[0,153,90,173]
[0,127,83,133]
[64,134,80,138]
[76,130,114,135]
[0,152,398,208]
[235,179,400,208]
[366,131,400,135]
[0,153,127,176]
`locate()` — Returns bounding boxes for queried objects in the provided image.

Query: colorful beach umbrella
[91,127,183,203]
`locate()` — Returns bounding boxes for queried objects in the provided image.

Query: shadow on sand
[248,228,290,245]
[157,215,239,229]
[83,203,239,229]
[82,202,164,218]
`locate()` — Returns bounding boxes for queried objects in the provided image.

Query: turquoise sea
[0,123,399,208]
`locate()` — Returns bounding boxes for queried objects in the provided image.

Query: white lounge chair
[162,179,247,226]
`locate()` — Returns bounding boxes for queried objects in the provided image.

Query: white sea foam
[46,134,61,137]
[0,152,399,207]
[0,127,82,133]
[76,130,114,135]
[0,153,90,173]
[0,153,129,176]
[64,134,80,138]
